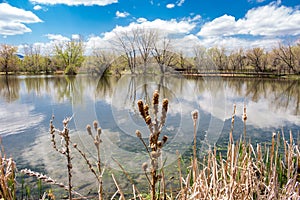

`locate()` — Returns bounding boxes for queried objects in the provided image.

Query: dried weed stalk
[136,90,169,200]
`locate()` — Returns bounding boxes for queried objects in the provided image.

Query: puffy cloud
[116,11,129,18]
[29,0,118,6]
[198,3,300,37]
[45,34,70,41]
[33,5,42,10]
[103,18,196,40]
[166,4,175,9]
[0,3,42,36]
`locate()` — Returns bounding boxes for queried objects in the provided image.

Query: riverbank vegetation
[1,29,300,76]
[0,91,299,199]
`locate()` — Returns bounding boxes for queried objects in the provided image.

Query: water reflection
[1,74,299,195]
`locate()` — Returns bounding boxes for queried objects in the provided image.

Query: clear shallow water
[0,74,299,195]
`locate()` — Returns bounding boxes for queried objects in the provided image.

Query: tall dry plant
[49,115,73,199]
[184,106,300,199]
[136,90,169,200]
[73,120,104,200]
[0,139,16,200]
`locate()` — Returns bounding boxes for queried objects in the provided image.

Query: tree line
[1,28,300,75]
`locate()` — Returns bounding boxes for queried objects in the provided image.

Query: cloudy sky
[0,0,299,54]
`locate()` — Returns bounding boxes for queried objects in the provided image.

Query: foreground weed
[136,90,169,200]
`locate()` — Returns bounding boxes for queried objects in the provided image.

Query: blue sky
[0,0,300,54]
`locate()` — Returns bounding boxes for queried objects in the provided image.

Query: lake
[0,74,299,197]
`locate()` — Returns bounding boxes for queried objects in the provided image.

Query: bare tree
[207,47,228,71]
[152,36,177,73]
[228,48,246,71]
[135,28,157,74]
[273,43,297,74]
[84,48,115,76]
[114,30,138,74]
[0,44,18,75]
[246,47,266,72]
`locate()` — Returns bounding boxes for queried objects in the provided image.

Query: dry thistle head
[86,124,92,135]
[162,98,168,113]
[137,100,146,119]
[191,109,199,121]
[142,162,148,171]
[152,90,159,105]
[136,130,142,138]
[93,120,98,130]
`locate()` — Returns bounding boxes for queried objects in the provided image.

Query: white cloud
[29,0,118,6]
[116,11,129,18]
[137,17,147,23]
[198,3,300,37]
[103,18,196,40]
[33,5,42,10]
[0,3,43,36]
[177,0,185,6]
[45,33,70,41]
[166,4,175,9]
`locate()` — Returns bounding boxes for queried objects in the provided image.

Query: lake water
[0,74,299,196]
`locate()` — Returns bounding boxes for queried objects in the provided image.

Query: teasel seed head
[142,162,148,171]
[137,100,146,119]
[93,120,98,130]
[136,130,142,138]
[191,109,199,121]
[153,90,159,105]
[144,104,149,116]
[162,135,168,144]
[97,127,102,137]
[151,151,161,159]
[157,141,162,148]
[145,115,152,125]
[162,98,168,112]
[86,124,92,135]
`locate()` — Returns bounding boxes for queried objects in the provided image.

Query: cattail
[136,130,142,138]
[137,100,146,119]
[142,162,148,171]
[93,120,98,130]
[86,124,92,135]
